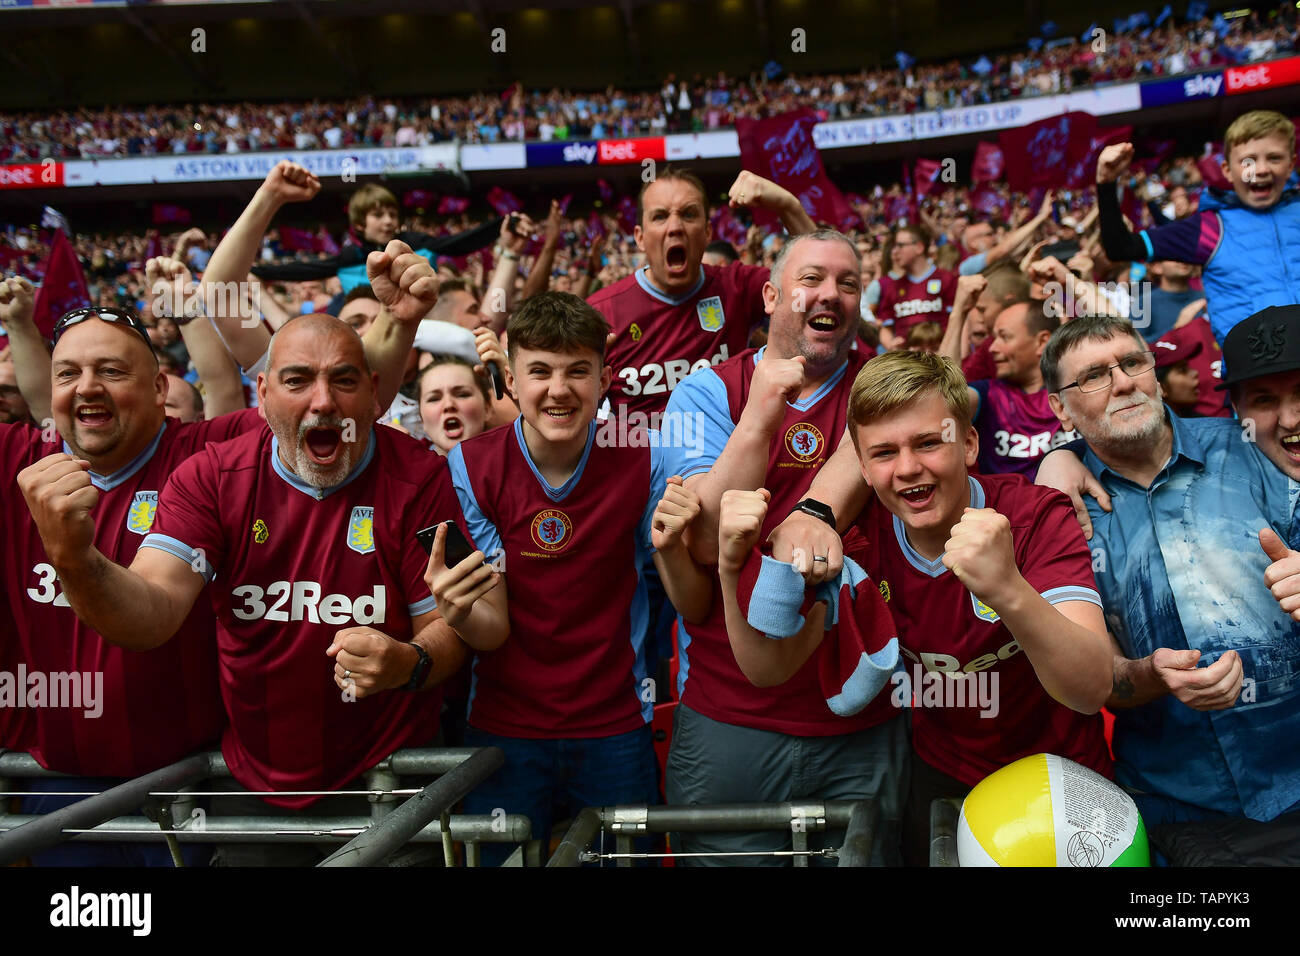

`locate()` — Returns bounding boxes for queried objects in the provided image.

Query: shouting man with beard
[17,288,472,866]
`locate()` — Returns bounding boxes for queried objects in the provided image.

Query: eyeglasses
[1057,351,1157,394]
[52,307,155,353]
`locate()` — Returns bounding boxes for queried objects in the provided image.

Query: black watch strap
[793,497,837,530]
[403,642,433,691]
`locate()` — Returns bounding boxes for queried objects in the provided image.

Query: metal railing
[547,800,879,867]
[0,747,536,867]
[929,797,963,868]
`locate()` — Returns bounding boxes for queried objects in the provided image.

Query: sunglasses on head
[52,307,156,354]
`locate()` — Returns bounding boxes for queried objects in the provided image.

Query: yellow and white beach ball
[957,753,1149,867]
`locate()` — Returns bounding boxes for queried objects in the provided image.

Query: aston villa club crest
[785,422,824,462]
[696,296,725,332]
[347,506,375,554]
[530,509,573,553]
[926,279,942,295]
[971,592,1000,623]
[126,491,158,535]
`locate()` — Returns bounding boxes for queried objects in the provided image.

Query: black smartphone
[416,521,476,566]
[506,213,522,236]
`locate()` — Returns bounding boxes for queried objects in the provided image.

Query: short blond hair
[848,351,971,454]
[1224,110,1296,159]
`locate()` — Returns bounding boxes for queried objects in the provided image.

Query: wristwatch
[792,498,836,530]
[402,642,433,691]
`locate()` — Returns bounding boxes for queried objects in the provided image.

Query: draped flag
[999,111,1097,191]
[913,157,944,199]
[31,230,90,339]
[485,187,522,217]
[971,141,1005,184]
[734,108,852,229]
[1066,125,1133,189]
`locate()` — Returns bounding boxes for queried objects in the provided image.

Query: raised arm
[685,353,806,565]
[0,277,51,425]
[147,256,246,417]
[943,507,1111,713]
[1095,143,1153,263]
[651,476,713,625]
[727,171,817,237]
[520,203,561,302]
[201,161,322,369]
[939,273,986,365]
[363,240,441,411]
[17,455,206,650]
[982,190,1054,270]
[718,489,826,687]
[482,215,535,333]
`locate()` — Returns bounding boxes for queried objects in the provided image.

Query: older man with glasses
[1033,311,1300,862]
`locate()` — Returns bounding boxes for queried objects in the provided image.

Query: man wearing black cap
[1028,307,1300,861]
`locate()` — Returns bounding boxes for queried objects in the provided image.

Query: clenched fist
[17,454,99,571]
[1095,143,1135,185]
[367,240,440,325]
[652,476,701,553]
[728,170,795,212]
[145,256,195,320]
[327,627,417,698]
[719,488,770,573]
[743,353,805,437]
[0,276,36,331]
[954,272,987,309]
[942,507,1021,612]
[260,161,321,206]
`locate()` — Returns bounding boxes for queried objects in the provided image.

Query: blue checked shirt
[1082,410,1300,821]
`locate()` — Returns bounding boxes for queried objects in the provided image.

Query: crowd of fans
[2,5,1295,161]
[0,92,1298,870]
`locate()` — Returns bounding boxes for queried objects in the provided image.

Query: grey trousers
[665,704,910,866]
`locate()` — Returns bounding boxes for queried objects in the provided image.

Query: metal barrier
[547,800,879,867]
[0,747,538,866]
[929,797,963,868]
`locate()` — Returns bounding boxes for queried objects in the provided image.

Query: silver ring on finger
[343,669,351,680]
[813,556,828,564]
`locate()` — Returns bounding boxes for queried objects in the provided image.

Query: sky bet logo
[1182,73,1222,98]
[562,143,597,164]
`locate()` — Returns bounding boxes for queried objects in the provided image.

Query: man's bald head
[268,313,373,377]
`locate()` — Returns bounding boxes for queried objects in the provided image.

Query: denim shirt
[1083,411,1300,821]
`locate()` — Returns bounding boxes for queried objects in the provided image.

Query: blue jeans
[462,724,659,866]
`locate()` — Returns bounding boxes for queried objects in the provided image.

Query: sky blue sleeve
[446,444,503,563]
[959,252,988,275]
[638,441,669,553]
[660,367,735,481]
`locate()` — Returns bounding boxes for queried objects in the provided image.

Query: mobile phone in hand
[416,521,476,567]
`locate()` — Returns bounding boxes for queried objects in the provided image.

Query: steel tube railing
[318,747,505,867]
[0,753,210,864]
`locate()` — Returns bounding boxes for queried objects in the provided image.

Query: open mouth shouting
[807,308,841,334]
[440,415,465,441]
[663,242,690,279]
[896,483,937,511]
[75,402,115,430]
[1245,179,1275,204]
[1281,433,1300,464]
[301,420,344,466]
